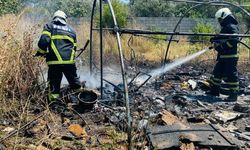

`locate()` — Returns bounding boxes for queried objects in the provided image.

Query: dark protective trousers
[210,59,239,95]
[48,64,81,101]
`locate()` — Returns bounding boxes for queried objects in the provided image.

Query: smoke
[80,72,100,89]
[61,65,122,89]
[77,66,123,89]
[135,48,210,84]
[73,48,209,88]
[56,69,100,89]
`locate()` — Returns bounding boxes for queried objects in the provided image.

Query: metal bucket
[78,90,98,110]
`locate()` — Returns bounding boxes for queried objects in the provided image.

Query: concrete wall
[68,17,221,32]
[23,15,246,33]
[128,17,219,32]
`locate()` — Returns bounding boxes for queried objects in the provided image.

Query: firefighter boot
[206,86,220,96]
[226,94,238,102]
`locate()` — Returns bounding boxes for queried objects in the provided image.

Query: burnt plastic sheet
[147,124,238,150]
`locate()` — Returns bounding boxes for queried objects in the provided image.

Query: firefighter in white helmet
[35,10,81,103]
[207,8,240,101]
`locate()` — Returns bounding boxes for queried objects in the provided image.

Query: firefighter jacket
[37,20,77,65]
[211,15,239,60]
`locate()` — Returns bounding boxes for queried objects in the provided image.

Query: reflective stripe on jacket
[37,21,77,65]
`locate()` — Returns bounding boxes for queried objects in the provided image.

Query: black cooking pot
[78,90,98,109]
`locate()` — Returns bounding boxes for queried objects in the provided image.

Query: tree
[12,0,92,17]
[129,0,218,17]
[130,0,174,17]
[0,0,25,15]
[53,0,92,17]
[129,0,250,18]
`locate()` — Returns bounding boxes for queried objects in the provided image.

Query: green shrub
[96,0,129,28]
[191,22,215,43]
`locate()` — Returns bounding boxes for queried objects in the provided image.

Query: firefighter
[207,8,239,101]
[36,10,81,103]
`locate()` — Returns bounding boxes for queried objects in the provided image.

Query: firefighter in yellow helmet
[35,10,81,102]
[207,8,240,101]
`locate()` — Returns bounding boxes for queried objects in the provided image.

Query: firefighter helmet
[53,10,67,24]
[215,8,232,20]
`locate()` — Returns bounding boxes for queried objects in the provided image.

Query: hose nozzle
[208,46,214,50]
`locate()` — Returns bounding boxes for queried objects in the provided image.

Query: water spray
[136,47,212,84]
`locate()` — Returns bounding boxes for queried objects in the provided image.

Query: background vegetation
[0,0,25,15]
[1,0,249,18]
[191,22,216,43]
[0,0,249,29]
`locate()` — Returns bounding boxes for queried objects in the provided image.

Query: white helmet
[215,8,232,20]
[53,10,67,24]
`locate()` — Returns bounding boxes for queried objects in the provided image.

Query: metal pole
[106,0,132,149]
[165,0,250,8]
[90,0,97,74]
[100,0,103,99]
[92,28,250,37]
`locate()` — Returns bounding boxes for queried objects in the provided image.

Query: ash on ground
[1,61,249,150]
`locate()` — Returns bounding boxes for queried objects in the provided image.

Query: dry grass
[0,13,248,116]
[0,13,49,149]
[0,14,39,103]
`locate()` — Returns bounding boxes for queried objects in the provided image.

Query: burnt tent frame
[88,0,250,149]
[89,0,132,148]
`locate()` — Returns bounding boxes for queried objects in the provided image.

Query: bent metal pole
[163,1,250,65]
[165,0,250,8]
[100,0,104,99]
[89,0,97,74]
[106,0,132,149]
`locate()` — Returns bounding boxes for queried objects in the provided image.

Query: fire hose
[211,39,250,51]
[75,40,90,58]
[239,41,250,50]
